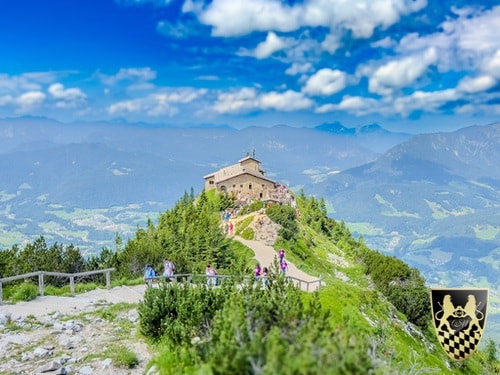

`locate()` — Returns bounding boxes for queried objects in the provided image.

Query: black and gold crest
[430,288,488,361]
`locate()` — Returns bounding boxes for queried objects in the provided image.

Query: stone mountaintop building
[204,154,277,203]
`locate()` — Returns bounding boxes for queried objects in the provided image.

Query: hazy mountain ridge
[0,118,498,287]
[306,122,499,290]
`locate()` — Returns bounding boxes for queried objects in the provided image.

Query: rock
[33,347,52,358]
[101,358,113,368]
[0,313,10,325]
[38,360,61,373]
[78,365,93,375]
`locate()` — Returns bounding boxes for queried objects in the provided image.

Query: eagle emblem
[430,288,488,361]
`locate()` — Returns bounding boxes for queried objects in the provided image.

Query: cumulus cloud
[214,87,313,114]
[186,0,427,39]
[253,32,292,59]
[316,95,379,115]
[397,6,500,72]
[48,83,87,108]
[303,68,347,96]
[457,75,496,94]
[16,91,46,111]
[482,50,500,78]
[99,67,157,86]
[368,48,438,96]
[108,88,207,117]
[285,62,314,76]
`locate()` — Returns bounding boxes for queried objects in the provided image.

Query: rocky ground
[0,300,153,375]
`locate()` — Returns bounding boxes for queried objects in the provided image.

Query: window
[249,183,252,190]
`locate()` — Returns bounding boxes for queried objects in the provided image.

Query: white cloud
[186,0,427,38]
[108,88,207,117]
[316,88,461,117]
[457,75,496,94]
[482,50,500,78]
[368,48,438,95]
[371,36,397,49]
[303,68,347,96]
[397,6,500,73]
[260,90,313,111]
[316,95,379,115]
[0,74,41,93]
[100,67,157,86]
[321,34,342,54]
[393,89,458,115]
[253,32,292,59]
[214,87,313,114]
[285,62,313,76]
[48,83,87,109]
[48,83,86,100]
[16,91,46,111]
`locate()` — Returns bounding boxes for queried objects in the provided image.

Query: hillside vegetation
[0,190,498,374]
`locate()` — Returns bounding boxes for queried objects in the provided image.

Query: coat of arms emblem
[430,288,488,361]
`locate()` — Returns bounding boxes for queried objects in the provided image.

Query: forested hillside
[1,190,497,373]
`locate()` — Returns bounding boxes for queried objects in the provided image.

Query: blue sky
[0,0,499,132]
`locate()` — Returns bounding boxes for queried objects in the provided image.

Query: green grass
[235,215,254,235]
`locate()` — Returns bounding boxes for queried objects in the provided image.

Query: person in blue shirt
[144,264,156,286]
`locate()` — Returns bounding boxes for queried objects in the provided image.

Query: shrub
[12,282,39,302]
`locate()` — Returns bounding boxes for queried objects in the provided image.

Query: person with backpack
[144,264,156,287]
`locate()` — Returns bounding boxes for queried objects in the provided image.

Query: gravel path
[234,235,322,291]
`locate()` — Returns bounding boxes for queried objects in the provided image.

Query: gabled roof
[204,159,275,185]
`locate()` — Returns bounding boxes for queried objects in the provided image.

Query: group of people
[143,258,176,286]
[254,248,288,287]
[144,248,289,288]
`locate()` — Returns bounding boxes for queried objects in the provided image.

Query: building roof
[204,158,275,185]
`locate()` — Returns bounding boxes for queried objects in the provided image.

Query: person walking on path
[254,263,262,282]
[280,260,288,275]
[279,249,285,263]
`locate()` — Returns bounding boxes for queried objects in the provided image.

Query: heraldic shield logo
[430,288,488,361]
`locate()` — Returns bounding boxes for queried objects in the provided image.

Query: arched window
[249,183,252,190]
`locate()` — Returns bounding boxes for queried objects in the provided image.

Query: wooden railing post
[106,270,111,289]
[70,276,75,296]
[38,272,44,297]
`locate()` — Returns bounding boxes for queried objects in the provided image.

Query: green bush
[138,282,228,344]
[12,282,39,302]
[266,204,298,241]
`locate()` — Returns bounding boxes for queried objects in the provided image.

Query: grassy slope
[249,215,490,373]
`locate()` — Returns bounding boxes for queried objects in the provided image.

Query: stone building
[203,155,276,202]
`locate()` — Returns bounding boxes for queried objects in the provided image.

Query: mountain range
[0,117,498,299]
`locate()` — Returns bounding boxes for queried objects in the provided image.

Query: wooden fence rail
[0,268,115,303]
[1,269,321,302]
[146,273,322,291]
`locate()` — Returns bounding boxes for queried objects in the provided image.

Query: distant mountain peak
[358,123,386,134]
[314,122,355,134]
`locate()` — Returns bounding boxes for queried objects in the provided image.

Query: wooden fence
[0,269,322,302]
[0,268,115,302]
[146,273,322,292]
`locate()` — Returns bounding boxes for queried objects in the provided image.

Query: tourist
[144,264,155,287]
[255,263,261,282]
[279,249,285,263]
[262,267,269,287]
[280,260,288,275]
[206,264,218,286]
